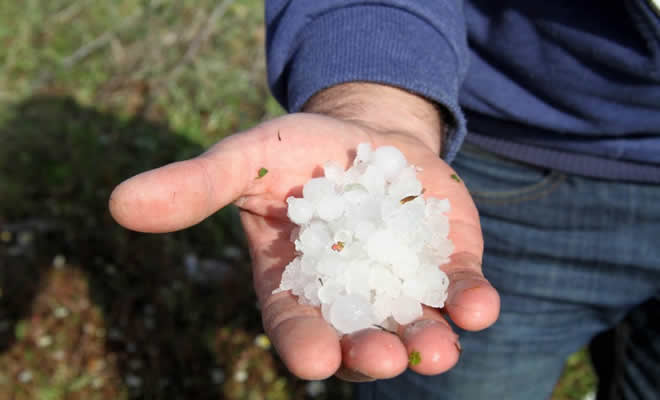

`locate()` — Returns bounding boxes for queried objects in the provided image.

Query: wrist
[302,82,446,155]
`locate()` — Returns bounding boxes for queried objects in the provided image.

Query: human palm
[109,113,500,380]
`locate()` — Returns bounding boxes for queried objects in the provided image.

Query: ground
[0,1,596,399]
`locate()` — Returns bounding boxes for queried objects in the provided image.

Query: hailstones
[274,143,453,334]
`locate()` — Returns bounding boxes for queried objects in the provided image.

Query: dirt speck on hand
[408,350,421,366]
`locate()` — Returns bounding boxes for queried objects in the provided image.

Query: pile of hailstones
[274,143,453,335]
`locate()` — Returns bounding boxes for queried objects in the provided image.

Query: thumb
[108,130,264,233]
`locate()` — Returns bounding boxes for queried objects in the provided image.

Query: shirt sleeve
[266,0,470,161]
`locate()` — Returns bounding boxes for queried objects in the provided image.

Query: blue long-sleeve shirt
[266,0,660,182]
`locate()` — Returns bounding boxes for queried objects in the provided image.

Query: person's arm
[109,1,499,384]
[266,0,469,161]
[299,82,499,382]
[303,82,447,155]
[109,110,499,383]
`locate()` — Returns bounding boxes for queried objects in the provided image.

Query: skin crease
[108,83,500,381]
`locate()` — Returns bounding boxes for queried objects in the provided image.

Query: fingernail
[372,324,398,336]
[455,339,462,354]
[335,367,376,382]
[447,279,488,306]
[403,319,459,346]
[403,319,441,340]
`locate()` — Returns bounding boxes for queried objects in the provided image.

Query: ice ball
[329,294,375,334]
[323,161,345,184]
[287,197,313,224]
[355,143,372,165]
[389,167,423,200]
[317,195,345,221]
[371,145,407,180]
[390,295,423,325]
[303,177,334,205]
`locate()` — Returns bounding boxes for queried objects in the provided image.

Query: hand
[109,84,500,381]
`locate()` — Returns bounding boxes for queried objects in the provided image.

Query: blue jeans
[357,143,660,399]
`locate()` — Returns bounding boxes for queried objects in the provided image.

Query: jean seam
[471,172,567,205]
[459,143,567,203]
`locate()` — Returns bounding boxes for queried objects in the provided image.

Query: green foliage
[0,0,283,146]
[14,321,29,341]
[553,349,598,400]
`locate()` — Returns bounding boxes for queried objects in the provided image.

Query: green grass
[0,1,596,399]
[553,349,598,400]
[0,0,283,145]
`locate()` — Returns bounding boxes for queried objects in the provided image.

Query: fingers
[336,328,408,380]
[439,195,500,331]
[335,248,499,381]
[244,209,458,381]
[338,212,497,379]
[109,132,260,233]
[337,306,461,380]
[263,293,343,380]
[444,251,500,331]
[242,210,344,380]
[243,203,496,382]
[398,307,461,375]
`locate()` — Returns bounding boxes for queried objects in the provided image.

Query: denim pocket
[453,142,566,205]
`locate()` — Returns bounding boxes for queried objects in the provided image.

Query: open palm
[109,113,500,380]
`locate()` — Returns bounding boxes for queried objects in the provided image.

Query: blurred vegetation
[0,1,595,399]
[0,0,283,142]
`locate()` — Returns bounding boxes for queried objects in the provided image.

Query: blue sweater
[266,1,660,183]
